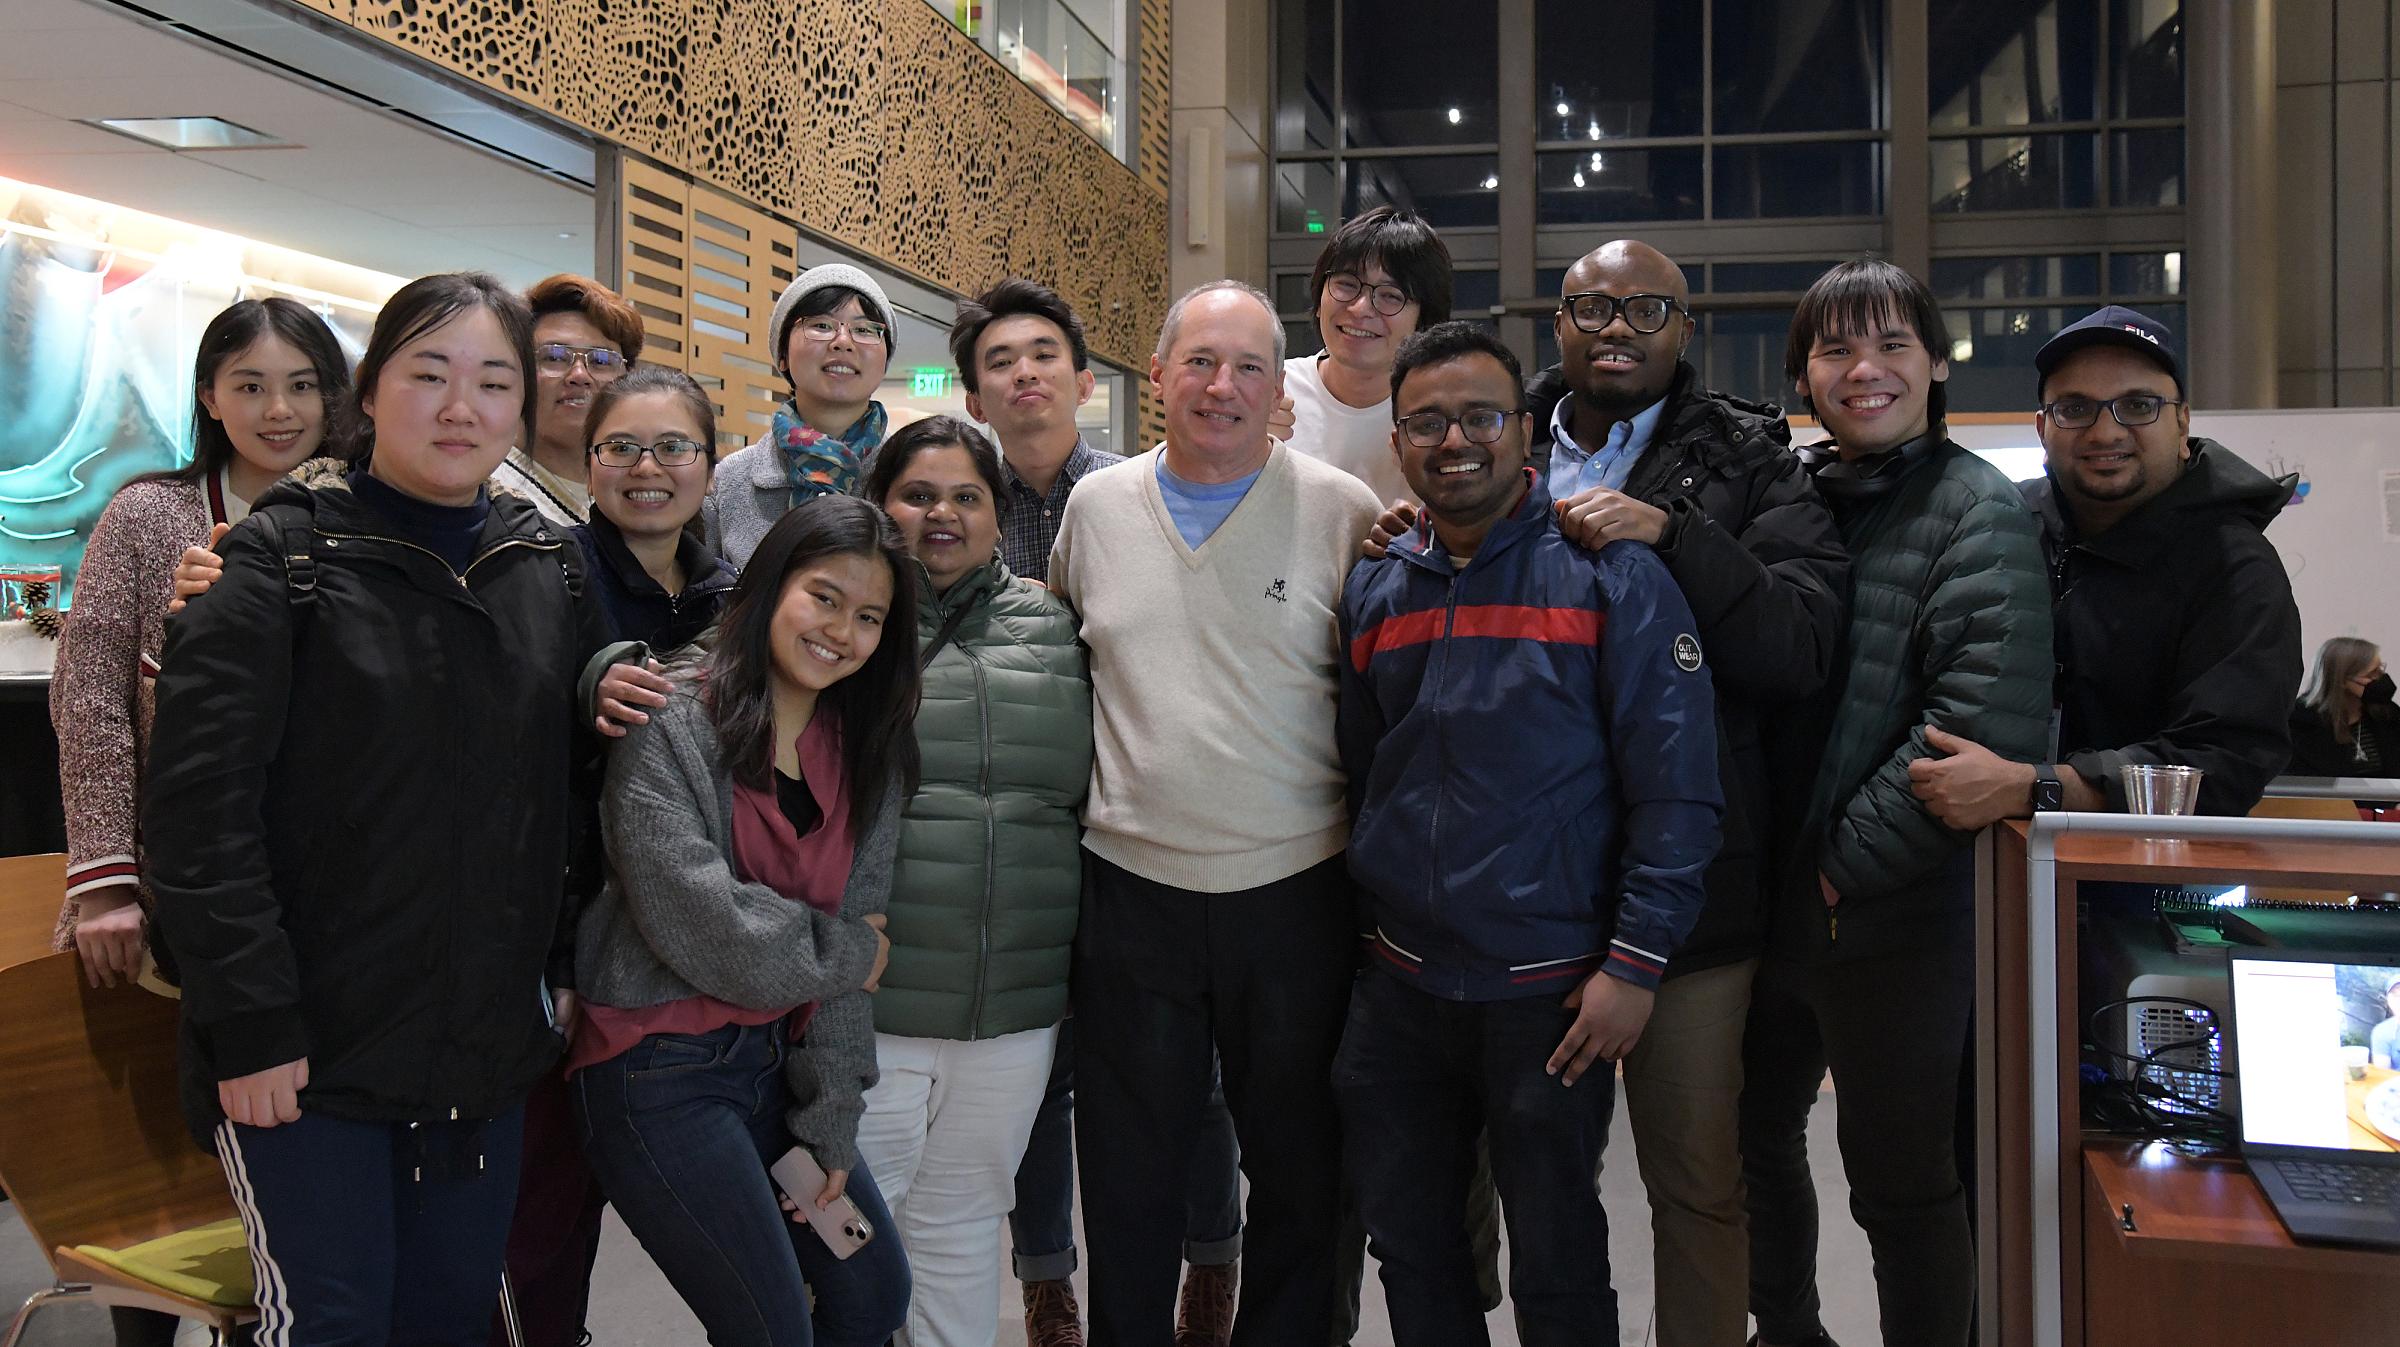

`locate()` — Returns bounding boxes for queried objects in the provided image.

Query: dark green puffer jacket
[877,560,1091,1041]
[1778,434,2053,950]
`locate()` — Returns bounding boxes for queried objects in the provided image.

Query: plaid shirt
[999,437,1122,582]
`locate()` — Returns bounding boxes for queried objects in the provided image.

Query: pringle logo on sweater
[1264,578,1289,603]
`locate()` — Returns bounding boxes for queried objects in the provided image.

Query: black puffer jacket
[145,468,611,1138]
[1526,362,1849,976]
[2024,439,2301,815]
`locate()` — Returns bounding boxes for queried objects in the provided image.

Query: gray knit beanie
[768,263,898,374]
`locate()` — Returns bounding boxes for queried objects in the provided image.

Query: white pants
[856,1024,1059,1347]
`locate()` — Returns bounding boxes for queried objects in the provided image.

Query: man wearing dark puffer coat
[1526,241,1849,1347]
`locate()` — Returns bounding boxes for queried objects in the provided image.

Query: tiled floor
[0,1080,1879,1346]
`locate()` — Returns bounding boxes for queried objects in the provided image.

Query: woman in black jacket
[2290,636,2396,780]
[144,272,612,1344]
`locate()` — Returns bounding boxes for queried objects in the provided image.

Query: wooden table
[1977,815,2400,1347]
[2080,1142,2400,1347]
[0,852,65,970]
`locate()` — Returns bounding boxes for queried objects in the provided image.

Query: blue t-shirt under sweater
[1154,454,1265,550]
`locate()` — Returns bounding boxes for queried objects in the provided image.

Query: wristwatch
[2031,765,2066,813]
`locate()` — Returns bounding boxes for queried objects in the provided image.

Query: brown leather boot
[1023,1278,1085,1347]
[1174,1259,1238,1347]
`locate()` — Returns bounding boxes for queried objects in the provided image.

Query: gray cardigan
[576,686,901,1171]
[699,435,796,572]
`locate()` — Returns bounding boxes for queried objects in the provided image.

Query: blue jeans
[1008,1016,1246,1280]
[574,1021,910,1347]
[1334,969,1619,1347]
[213,1107,524,1346]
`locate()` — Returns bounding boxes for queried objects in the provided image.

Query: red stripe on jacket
[1349,604,1605,672]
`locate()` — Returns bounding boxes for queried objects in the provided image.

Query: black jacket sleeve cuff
[206,1006,313,1081]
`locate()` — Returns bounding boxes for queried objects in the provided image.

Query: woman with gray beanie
[704,263,920,567]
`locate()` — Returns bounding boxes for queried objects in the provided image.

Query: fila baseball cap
[2034,304,2182,396]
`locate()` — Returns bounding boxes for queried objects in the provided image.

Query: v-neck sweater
[1048,443,1382,892]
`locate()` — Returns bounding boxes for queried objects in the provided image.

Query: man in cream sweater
[1049,279,1382,1347]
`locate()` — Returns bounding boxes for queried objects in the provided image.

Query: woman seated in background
[568,496,919,1346]
[855,419,1091,1347]
[2291,636,2397,816]
[51,294,352,1347]
[144,271,613,1342]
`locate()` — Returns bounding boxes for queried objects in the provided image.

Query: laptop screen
[2230,954,2400,1154]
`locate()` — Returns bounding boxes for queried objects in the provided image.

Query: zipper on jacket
[319,530,562,590]
[968,644,998,1038]
[1423,572,1461,993]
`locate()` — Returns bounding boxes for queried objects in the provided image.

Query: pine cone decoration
[23,579,61,639]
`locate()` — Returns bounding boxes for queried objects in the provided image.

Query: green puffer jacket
[877,560,1092,1041]
[1779,435,2052,947]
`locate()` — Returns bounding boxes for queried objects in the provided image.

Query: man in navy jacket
[1335,321,1723,1347]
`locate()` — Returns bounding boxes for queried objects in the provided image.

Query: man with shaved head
[1530,240,1850,1346]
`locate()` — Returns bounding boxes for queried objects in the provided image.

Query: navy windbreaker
[1337,472,1723,1000]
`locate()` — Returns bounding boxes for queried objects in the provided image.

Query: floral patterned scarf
[772,399,888,500]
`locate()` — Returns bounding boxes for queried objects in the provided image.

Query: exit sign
[910,367,954,398]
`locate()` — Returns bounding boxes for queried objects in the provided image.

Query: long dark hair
[705,496,920,830]
[150,297,355,486]
[351,272,536,465]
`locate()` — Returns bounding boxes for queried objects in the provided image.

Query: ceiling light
[1555,101,1571,116]
[1591,152,1604,171]
[1587,122,1601,141]
[1572,171,1586,188]
[1481,174,1499,190]
[88,116,286,150]
[1447,107,1463,125]
[557,231,576,239]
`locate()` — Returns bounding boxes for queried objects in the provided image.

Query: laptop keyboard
[2281,1160,2400,1207]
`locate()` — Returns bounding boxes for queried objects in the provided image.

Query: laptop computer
[2227,947,2400,1248]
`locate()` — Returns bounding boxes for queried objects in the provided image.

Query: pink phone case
[769,1147,875,1259]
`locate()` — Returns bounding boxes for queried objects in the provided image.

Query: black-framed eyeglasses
[796,317,891,346]
[2040,394,2186,429]
[1397,408,1518,449]
[1561,292,1685,335]
[591,436,708,468]
[1326,273,1411,317]
[534,343,629,376]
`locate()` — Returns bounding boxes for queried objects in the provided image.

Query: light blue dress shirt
[1546,393,1668,500]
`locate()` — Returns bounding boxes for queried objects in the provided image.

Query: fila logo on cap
[2122,324,2159,344]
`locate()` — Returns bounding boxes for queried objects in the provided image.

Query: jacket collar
[917,556,1015,614]
[1392,468,1550,575]
[588,511,736,600]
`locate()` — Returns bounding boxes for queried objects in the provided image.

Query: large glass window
[1341,0,1497,148]
[1711,0,1886,133]
[934,0,1130,160]
[1269,0,2185,398]
[1533,0,1704,141]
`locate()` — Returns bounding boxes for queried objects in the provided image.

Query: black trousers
[1739,903,1977,1347]
[1073,853,1354,1347]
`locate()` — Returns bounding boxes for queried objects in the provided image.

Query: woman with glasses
[496,363,740,1347]
[853,419,1091,1347]
[706,264,923,568]
[492,274,643,528]
[1280,207,1453,510]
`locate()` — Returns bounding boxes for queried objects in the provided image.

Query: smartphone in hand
[768,1146,875,1260]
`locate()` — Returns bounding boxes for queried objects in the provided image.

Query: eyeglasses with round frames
[1561,292,1685,335]
[1397,407,1517,449]
[590,436,708,468]
[534,343,629,377]
[2040,394,2186,429]
[1326,273,1412,318]
[796,317,891,346]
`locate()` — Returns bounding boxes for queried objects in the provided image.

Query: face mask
[2365,673,2396,706]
